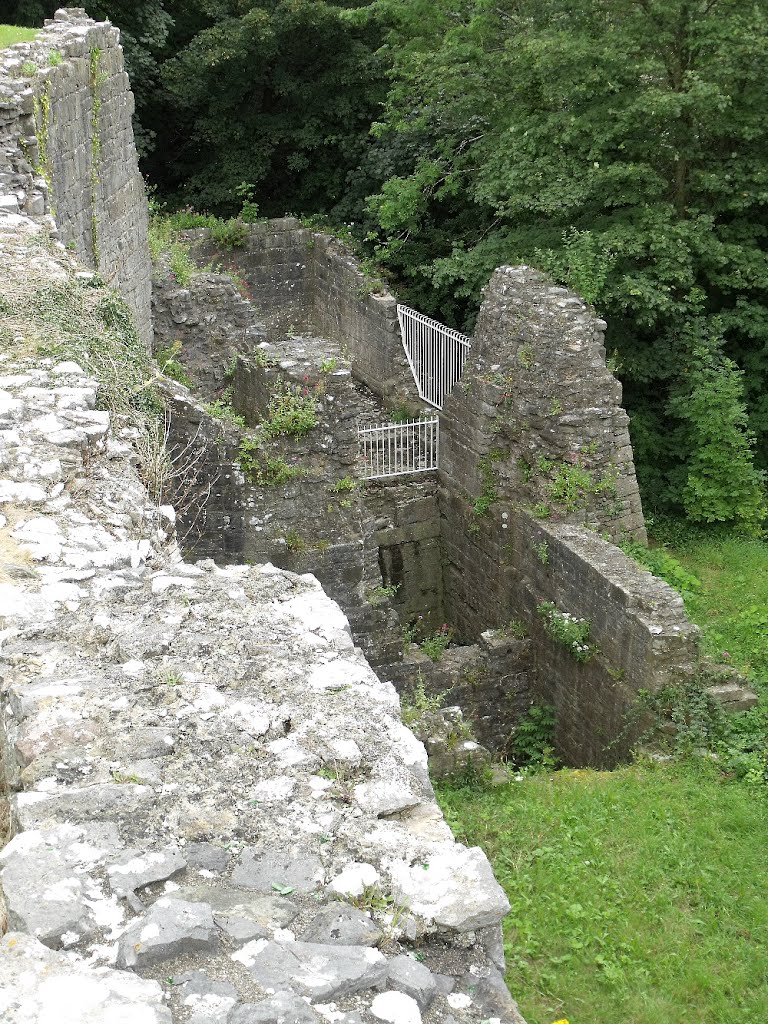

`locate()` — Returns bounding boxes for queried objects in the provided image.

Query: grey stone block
[300,903,382,946]
[116,898,218,969]
[232,847,324,894]
[242,940,387,1000]
[383,954,436,1009]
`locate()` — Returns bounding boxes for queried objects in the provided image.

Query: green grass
[0,25,39,49]
[437,761,768,1024]
[670,533,768,680]
[437,526,768,1023]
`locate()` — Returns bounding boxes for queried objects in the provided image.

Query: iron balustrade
[358,417,439,479]
[397,304,471,410]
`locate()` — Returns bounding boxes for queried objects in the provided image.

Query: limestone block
[0,932,171,1024]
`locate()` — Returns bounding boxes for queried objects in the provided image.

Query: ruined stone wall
[438,267,698,765]
[151,271,267,396]
[0,8,152,349]
[504,513,699,766]
[189,220,419,406]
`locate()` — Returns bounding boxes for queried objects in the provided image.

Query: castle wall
[0,7,151,348]
[438,267,698,765]
[0,12,522,1024]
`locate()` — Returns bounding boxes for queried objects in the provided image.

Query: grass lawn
[437,528,768,1024]
[437,761,768,1024]
[0,25,38,49]
[671,533,768,680]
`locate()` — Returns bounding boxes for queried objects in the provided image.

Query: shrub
[262,382,318,438]
[537,601,594,662]
[510,704,558,771]
[669,338,767,533]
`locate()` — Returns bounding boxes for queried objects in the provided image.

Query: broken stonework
[116,898,219,968]
[0,932,172,1024]
[0,17,525,1013]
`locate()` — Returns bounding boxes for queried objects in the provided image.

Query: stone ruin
[0,9,755,1024]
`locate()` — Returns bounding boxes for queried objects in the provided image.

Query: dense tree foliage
[9,1,387,216]
[364,0,768,524]
[8,0,767,525]
[150,1,386,216]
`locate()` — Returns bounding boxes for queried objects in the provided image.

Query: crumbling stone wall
[0,7,151,348]
[151,271,266,396]
[438,267,698,765]
[188,220,419,406]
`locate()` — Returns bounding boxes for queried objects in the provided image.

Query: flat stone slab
[116,898,218,969]
[387,846,510,931]
[236,939,387,1000]
[232,846,324,893]
[0,932,172,1023]
[300,903,382,946]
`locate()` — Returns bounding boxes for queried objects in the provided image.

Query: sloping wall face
[0,7,151,348]
[439,267,698,765]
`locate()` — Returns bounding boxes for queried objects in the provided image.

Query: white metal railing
[397,304,471,410]
[358,417,439,479]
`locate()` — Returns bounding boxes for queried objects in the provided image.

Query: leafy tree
[366,0,768,515]
[145,0,386,217]
[669,330,766,532]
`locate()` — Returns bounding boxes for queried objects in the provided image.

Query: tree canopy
[365,0,768,523]
[8,0,768,525]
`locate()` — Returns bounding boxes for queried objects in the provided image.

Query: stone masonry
[0,11,525,1024]
[0,8,152,348]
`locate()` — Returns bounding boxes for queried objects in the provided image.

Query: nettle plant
[537,601,595,662]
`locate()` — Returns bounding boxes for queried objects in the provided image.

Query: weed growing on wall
[366,583,399,605]
[262,382,318,439]
[156,341,192,387]
[631,677,728,758]
[148,216,199,285]
[4,269,157,420]
[32,81,52,208]
[420,624,453,662]
[237,438,298,486]
[203,389,246,428]
[329,476,356,494]
[470,449,506,525]
[400,673,448,728]
[538,601,595,662]
[89,47,107,266]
